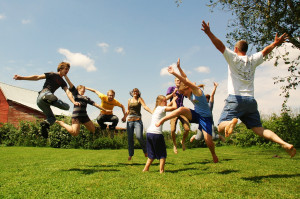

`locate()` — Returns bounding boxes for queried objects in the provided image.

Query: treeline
[0,112,299,149]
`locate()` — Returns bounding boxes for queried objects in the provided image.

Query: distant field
[0,146,299,198]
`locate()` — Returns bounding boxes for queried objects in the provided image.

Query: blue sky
[1,0,299,130]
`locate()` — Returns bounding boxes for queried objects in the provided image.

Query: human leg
[37,92,56,125]
[252,127,296,158]
[56,119,80,136]
[159,158,166,173]
[179,115,190,151]
[83,120,96,134]
[156,107,192,127]
[127,121,135,159]
[108,115,119,130]
[143,158,154,172]
[170,117,178,154]
[96,114,108,130]
[134,120,147,156]
[203,130,218,163]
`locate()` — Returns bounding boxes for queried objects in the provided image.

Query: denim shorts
[218,95,262,129]
[190,109,213,135]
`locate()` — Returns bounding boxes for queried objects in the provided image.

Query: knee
[62,104,70,110]
[112,116,119,123]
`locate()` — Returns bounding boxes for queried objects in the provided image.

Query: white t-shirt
[147,106,166,134]
[223,47,264,96]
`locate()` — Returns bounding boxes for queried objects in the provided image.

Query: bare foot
[283,145,296,158]
[190,135,196,143]
[142,169,149,172]
[225,118,238,137]
[173,146,178,154]
[160,170,165,174]
[128,156,132,161]
[55,120,64,125]
[213,155,219,163]
[181,140,186,151]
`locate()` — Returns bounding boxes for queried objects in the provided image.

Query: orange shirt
[98,93,122,115]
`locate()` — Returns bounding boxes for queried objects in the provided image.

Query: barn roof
[0,82,70,116]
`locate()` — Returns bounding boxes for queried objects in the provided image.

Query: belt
[127,117,141,122]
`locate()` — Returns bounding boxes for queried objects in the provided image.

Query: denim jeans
[127,120,147,156]
[37,90,70,125]
[97,114,119,130]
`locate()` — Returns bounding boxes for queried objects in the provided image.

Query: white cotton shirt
[223,47,264,97]
[146,106,166,134]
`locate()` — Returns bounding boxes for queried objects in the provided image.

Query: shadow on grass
[62,168,120,175]
[218,169,239,175]
[167,167,198,173]
[184,160,212,165]
[242,174,300,183]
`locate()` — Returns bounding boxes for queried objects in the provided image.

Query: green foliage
[206,0,300,109]
[1,112,299,148]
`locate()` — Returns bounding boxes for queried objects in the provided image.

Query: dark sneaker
[42,94,58,104]
[40,120,50,138]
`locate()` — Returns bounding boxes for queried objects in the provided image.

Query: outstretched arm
[13,74,46,81]
[210,82,218,103]
[93,102,112,114]
[261,33,288,57]
[139,97,153,114]
[120,104,127,122]
[176,58,187,78]
[85,87,102,96]
[64,87,80,106]
[201,20,225,54]
[64,75,74,89]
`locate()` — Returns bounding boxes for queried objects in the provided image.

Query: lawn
[0,146,299,198]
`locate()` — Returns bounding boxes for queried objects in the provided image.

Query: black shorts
[72,116,91,124]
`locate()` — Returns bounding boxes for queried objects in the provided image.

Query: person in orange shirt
[86,87,126,130]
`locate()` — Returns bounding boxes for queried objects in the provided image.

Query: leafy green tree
[177,0,300,110]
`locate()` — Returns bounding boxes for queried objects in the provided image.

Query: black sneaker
[40,120,50,138]
[42,94,58,104]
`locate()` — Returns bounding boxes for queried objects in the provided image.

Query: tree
[177,0,300,111]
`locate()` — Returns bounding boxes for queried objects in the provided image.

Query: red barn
[0,82,70,127]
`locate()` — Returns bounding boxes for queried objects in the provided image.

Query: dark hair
[130,88,141,98]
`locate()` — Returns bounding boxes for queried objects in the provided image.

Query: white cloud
[0,14,6,20]
[98,42,109,53]
[115,47,125,54]
[21,19,31,24]
[195,66,210,73]
[160,63,178,76]
[58,48,97,72]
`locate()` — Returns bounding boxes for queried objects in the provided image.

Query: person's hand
[172,95,178,102]
[74,102,81,106]
[201,20,211,34]
[13,75,21,80]
[273,33,288,46]
[213,82,219,87]
[173,88,178,97]
[177,58,180,68]
[105,110,112,114]
[122,116,126,123]
[167,66,174,74]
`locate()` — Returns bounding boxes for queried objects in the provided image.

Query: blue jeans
[37,90,70,125]
[127,120,147,156]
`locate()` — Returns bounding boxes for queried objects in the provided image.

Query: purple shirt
[166,86,185,108]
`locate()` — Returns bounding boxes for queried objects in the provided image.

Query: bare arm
[63,87,80,106]
[85,87,102,96]
[201,21,225,54]
[210,82,218,103]
[261,33,288,57]
[166,87,178,100]
[93,102,112,114]
[168,66,202,96]
[13,74,46,81]
[120,104,127,122]
[176,58,187,78]
[165,96,178,112]
[64,75,74,89]
[139,97,153,114]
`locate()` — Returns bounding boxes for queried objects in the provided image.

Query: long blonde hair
[153,95,166,112]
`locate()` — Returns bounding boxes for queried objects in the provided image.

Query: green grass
[0,146,299,199]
